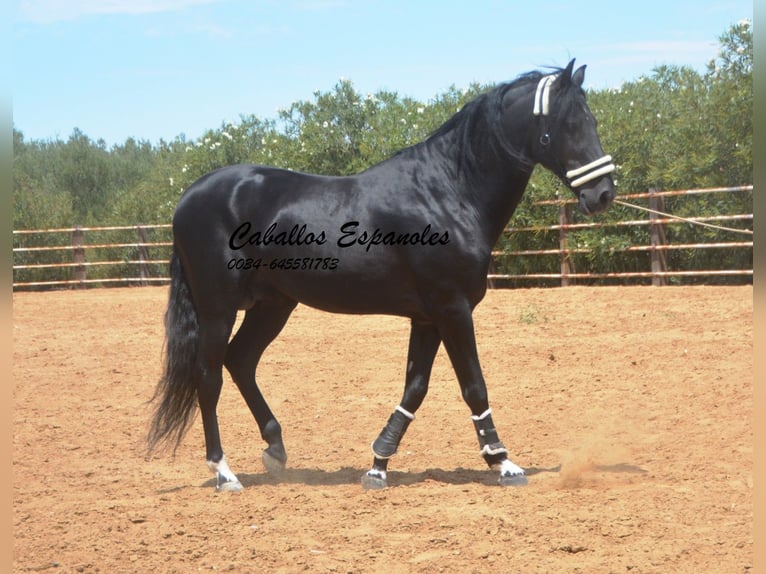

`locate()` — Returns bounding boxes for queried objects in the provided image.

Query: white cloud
[17,0,221,24]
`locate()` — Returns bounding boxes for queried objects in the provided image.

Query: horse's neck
[375,123,534,249]
[437,104,536,247]
[462,167,533,248]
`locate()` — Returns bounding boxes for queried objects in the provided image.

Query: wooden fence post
[559,198,574,286]
[71,226,86,288]
[648,188,668,286]
[136,225,149,287]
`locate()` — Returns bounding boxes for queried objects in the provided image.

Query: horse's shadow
[231,466,510,488]
[198,462,646,490]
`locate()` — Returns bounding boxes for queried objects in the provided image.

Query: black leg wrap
[261,419,286,466]
[372,409,413,459]
[472,411,508,466]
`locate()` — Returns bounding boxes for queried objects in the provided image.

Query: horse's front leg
[362,321,441,489]
[438,301,527,486]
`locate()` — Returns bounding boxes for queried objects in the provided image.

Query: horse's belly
[258,268,425,318]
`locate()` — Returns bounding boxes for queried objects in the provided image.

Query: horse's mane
[423,66,580,175]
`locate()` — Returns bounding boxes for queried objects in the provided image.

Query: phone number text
[227,257,340,271]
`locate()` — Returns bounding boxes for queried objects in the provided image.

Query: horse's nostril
[599,189,614,206]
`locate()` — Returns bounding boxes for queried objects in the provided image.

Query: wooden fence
[12,186,752,290]
[488,185,753,287]
[13,224,174,289]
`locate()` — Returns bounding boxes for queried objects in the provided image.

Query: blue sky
[13,0,752,147]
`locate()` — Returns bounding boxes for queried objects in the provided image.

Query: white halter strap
[533,74,557,116]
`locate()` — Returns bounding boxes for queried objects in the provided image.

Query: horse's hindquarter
[174,164,490,318]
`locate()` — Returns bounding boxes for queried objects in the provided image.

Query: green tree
[56,128,116,222]
[13,128,73,230]
[705,19,752,187]
[274,79,484,176]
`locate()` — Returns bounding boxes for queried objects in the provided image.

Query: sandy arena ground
[13,285,752,573]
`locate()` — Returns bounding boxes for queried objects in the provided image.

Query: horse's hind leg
[362,320,441,489]
[196,311,242,492]
[224,297,297,477]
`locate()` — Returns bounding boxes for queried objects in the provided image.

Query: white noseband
[566,155,615,188]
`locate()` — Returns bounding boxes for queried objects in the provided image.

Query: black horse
[148,60,616,491]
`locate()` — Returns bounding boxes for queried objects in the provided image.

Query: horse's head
[528,59,616,215]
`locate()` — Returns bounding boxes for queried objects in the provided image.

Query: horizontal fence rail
[13,224,175,289]
[12,186,752,290]
[489,185,752,287]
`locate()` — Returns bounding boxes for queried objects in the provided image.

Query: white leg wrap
[207,455,240,484]
[497,458,525,477]
[395,405,415,420]
[366,468,387,481]
[471,408,492,421]
[480,443,509,456]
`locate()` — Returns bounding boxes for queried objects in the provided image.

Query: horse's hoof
[262,449,286,476]
[216,479,243,493]
[361,471,388,490]
[498,473,528,487]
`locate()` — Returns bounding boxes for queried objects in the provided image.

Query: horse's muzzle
[578,180,616,215]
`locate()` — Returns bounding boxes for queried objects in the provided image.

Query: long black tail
[147,251,200,455]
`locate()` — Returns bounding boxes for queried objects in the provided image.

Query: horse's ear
[562,59,576,84]
[572,64,587,88]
